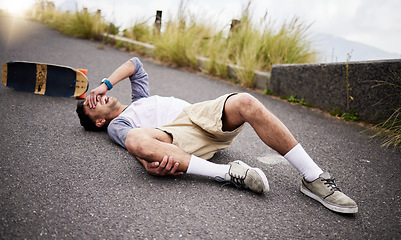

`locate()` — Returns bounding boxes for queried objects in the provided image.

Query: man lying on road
[76,57,358,214]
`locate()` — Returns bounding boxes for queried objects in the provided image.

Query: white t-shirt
[108,95,190,148]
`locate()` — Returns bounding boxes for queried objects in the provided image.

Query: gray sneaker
[221,160,270,194]
[300,172,358,214]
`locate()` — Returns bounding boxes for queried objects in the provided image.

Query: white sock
[186,155,230,179]
[284,143,323,182]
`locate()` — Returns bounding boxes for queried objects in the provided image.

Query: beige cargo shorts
[158,93,244,160]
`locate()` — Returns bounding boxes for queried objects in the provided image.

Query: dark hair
[76,101,107,132]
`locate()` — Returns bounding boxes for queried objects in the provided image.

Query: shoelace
[215,174,247,190]
[322,177,341,192]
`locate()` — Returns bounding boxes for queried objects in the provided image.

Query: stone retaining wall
[269,60,401,124]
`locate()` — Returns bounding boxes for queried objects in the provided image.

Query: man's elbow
[125,129,148,158]
[125,60,136,77]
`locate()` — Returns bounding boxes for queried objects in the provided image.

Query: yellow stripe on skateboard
[2,63,7,86]
[35,64,47,95]
[74,70,88,97]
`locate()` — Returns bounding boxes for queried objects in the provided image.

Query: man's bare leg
[222,93,323,181]
[221,93,359,213]
[222,93,298,155]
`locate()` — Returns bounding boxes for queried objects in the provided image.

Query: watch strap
[101,78,113,90]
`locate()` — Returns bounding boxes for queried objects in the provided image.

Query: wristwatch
[101,78,113,90]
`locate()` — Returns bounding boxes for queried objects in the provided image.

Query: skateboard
[2,61,88,98]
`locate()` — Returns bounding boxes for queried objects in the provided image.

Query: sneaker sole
[234,160,270,193]
[300,183,358,214]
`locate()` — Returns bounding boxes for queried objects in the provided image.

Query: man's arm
[125,128,191,173]
[87,60,136,109]
[108,119,183,176]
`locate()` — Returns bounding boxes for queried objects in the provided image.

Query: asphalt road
[1,16,400,239]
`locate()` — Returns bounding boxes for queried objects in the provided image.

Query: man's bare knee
[233,93,264,120]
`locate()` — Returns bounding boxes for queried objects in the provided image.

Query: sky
[1,0,400,56]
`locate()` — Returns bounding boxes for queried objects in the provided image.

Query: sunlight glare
[2,0,33,17]
[0,1,39,48]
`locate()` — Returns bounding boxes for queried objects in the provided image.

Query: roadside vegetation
[370,75,401,149]
[24,0,316,87]
[3,0,399,150]
[28,0,108,39]
[374,107,401,149]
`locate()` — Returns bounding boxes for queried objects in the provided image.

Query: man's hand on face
[87,84,108,109]
[144,156,183,176]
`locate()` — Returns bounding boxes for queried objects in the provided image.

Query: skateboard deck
[2,61,88,98]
